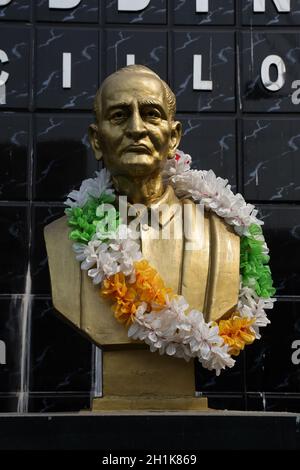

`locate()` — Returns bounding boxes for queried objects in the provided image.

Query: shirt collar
[125,185,181,228]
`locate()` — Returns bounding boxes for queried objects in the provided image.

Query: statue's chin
[121,152,155,165]
[114,153,162,177]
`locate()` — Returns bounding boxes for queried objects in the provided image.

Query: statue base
[92,396,208,411]
[91,348,208,412]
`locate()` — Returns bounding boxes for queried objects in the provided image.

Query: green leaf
[65,191,120,244]
[240,224,276,298]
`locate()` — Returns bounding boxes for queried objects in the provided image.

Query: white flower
[106,225,142,276]
[88,250,120,284]
[72,242,90,262]
[73,225,142,285]
[72,239,120,285]
[162,150,192,182]
[184,310,234,374]
[238,284,274,339]
[201,344,235,376]
[163,161,262,232]
[65,169,114,208]
[187,310,220,356]
[128,296,235,374]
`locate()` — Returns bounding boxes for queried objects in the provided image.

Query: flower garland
[65,151,276,376]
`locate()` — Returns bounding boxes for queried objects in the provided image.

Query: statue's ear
[88,123,103,161]
[168,121,182,159]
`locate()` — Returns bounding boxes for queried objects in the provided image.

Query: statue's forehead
[101,73,166,105]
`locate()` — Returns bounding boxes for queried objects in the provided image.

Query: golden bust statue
[44,65,240,411]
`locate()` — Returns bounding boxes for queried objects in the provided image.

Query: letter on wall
[196,0,209,12]
[62,52,72,88]
[49,0,82,9]
[126,54,135,66]
[118,0,151,11]
[193,55,213,91]
[261,55,286,91]
[0,49,9,86]
[0,341,6,365]
[253,0,290,12]
[0,49,9,104]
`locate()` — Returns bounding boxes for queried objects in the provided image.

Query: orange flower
[101,272,128,300]
[101,273,138,325]
[113,295,138,325]
[100,260,175,326]
[133,260,173,308]
[218,315,256,356]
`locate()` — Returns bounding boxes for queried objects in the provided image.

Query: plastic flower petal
[65,169,114,208]
[73,239,120,285]
[218,315,256,356]
[162,149,192,181]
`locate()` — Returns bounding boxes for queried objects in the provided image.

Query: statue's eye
[143,108,161,121]
[110,110,127,123]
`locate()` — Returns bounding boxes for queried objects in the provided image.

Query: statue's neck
[112,172,165,206]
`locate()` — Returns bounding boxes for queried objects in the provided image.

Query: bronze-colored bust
[44,65,240,411]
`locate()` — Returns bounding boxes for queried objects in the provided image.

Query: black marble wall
[1,0,300,413]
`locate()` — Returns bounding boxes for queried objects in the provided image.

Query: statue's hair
[93,65,176,122]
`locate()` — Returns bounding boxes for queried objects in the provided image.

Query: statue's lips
[124,145,152,154]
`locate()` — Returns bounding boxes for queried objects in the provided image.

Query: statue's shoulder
[44,215,73,274]
[44,215,69,245]
[44,216,82,327]
[44,215,138,346]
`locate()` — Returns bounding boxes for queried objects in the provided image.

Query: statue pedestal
[92,349,208,411]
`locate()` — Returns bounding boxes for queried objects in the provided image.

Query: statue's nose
[125,111,147,140]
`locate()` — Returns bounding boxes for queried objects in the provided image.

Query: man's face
[93,72,181,177]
